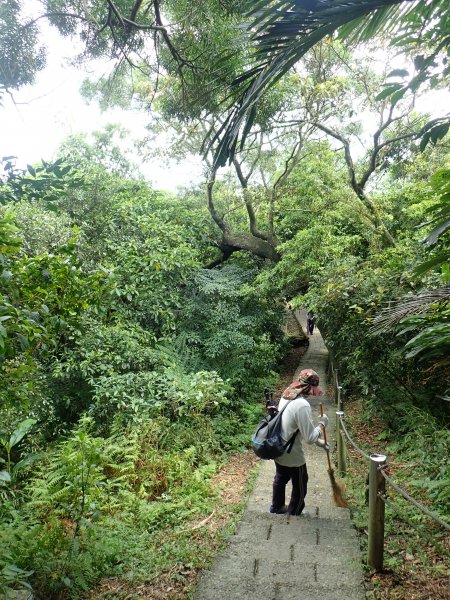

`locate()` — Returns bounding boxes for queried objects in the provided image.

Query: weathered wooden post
[337,384,344,411]
[368,454,387,571]
[336,411,346,476]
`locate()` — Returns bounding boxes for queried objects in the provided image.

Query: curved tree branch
[313,122,359,192]
[129,0,144,24]
[205,168,280,263]
[232,157,268,241]
[311,121,396,245]
[206,169,226,233]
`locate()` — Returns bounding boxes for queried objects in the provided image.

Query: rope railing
[378,465,450,532]
[337,405,450,533]
[327,362,450,571]
[378,494,449,554]
[338,415,371,460]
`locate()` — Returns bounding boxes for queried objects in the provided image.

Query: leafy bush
[90,367,231,429]
[11,200,74,257]
[179,264,283,394]
[0,407,244,598]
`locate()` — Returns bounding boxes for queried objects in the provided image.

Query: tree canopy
[212,0,450,167]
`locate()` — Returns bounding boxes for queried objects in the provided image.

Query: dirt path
[194,310,366,600]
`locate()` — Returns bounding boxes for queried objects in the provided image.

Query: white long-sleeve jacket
[275,396,322,467]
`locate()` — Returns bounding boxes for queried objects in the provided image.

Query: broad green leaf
[390,87,407,106]
[13,452,43,474]
[430,123,450,145]
[414,251,450,275]
[374,83,403,101]
[425,220,450,246]
[386,68,409,78]
[16,333,30,350]
[419,132,431,152]
[0,470,11,482]
[8,419,37,449]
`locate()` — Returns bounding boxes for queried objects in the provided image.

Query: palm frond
[212,0,436,167]
[371,288,450,333]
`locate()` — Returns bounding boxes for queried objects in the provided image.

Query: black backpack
[251,402,298,460]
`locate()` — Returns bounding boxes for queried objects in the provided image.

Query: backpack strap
[278,399,299,454]
[284,430,298,454]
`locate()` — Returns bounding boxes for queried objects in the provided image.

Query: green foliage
[11,200,74,257]
[309,254,409,395]
[1,65,447,597]
[0,419,37,496]
[90,367,231,429]
[345,403,449,589]
[0,210,47,365]
[58,125,141,178]
[103,195,200,333]
[47,312,235,430]
[0,402,253,598]
[0,208,20,250]
[31,417,107,523]
[401,312,450,359]
[0,238,111,369]
[213,0,450,166]
[0,167,112,411]
[0,158,84,205]
[370,168,450,390]
[254,144,367,298]
[82,0,248,116]
[420,168,450,266]
[391,407,450,513]
[266,143,450,415]
[0,0,46,93]
[0,561,34,600]
[179,264,283,393]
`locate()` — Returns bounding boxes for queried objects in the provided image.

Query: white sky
[0,15,448,193]
[0,21,204,192]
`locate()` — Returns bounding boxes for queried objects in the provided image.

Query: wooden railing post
[337,384,343,411]
[368,454,387,571]
[336,411,346,476]
[336,385,342,419]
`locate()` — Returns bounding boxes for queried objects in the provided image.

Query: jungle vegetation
[0,1,449,598]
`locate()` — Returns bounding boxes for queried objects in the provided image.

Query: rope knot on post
[377,462,391,476]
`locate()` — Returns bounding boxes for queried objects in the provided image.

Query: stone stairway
[194,311,366,600]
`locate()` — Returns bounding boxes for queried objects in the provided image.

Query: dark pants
[271,463,308,516]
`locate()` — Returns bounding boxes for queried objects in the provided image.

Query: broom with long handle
[319,402,349,508]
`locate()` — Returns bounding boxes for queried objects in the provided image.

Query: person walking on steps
[269,369,328,516]
[306,310,315,335]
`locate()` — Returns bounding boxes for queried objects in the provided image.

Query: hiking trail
[194,310,366,600]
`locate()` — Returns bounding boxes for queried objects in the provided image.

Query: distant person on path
[306,311,315,335]
[269,369,328,516]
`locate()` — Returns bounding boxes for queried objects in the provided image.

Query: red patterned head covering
[282,368,323,399]
[299,369,323,396]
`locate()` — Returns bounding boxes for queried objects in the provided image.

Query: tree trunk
[220,231,280,262]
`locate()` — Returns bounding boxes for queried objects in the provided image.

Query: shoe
[269,505,288,514]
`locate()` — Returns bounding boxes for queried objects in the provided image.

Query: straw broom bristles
[327,463,349,508]
[320,403,349,509]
